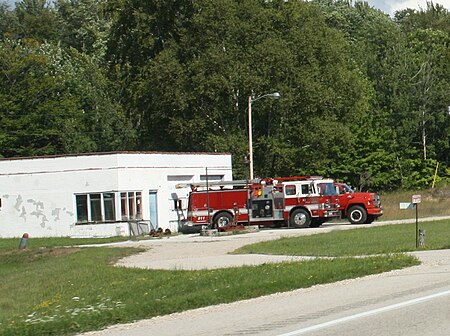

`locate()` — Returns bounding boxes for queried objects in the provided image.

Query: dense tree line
[0,0,449,191]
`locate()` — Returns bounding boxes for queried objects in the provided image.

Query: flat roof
[0,151,230,162]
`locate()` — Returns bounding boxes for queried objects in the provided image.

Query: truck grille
[373,194,381,207]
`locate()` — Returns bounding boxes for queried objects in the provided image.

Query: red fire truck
[334,182,383,224]
[179,176,340,232]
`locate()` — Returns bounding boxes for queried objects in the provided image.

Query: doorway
[149,191,158,229]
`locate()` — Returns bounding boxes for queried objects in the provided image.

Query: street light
[247,92,281,180]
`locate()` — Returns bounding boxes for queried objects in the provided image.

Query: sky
[2,0,450,17]
[367,0,450,15]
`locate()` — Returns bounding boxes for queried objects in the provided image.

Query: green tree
[311,0,449,190]
[0,39,78,156]
[406,28,450,161]
[395,2,450,33]
[15,0,59,41]
[0,38,135,157]
[396,3,450,179]
[56,0,111,57]
[0,1,20,40]
[106,0,371,179]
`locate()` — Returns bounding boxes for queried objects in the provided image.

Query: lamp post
[247,92,280,180]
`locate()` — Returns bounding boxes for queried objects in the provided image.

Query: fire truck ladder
[170,192,186,226]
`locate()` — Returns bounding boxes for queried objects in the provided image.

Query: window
[343,184,354,193]
[76,195,88,222]
[167,175,194,182]
[90,194,102,221]
[104,193,116,220]
[285,185,296,196]
[75,193,116,224]
[301,184,310,194]
[121,191,142,220]
[200,174,224,181]
[318,183,337,196]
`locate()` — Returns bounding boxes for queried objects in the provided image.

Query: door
[149,191,158,229]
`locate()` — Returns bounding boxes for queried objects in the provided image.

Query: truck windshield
[343,184,354,193]
[318,183,337,196]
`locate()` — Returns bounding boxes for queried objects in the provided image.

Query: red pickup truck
[334,182,383,224]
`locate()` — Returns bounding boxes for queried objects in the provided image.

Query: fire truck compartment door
[251,200,273,218]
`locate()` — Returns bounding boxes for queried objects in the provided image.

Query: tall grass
[379,188,450,220]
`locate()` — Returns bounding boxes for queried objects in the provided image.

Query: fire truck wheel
[364,215,375,224]
[212,212,233,229]
[289,208,311,228]
[348,205,367,224]
[310,219,326,228]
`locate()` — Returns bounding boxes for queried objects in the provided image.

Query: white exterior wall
[0,152,232,238]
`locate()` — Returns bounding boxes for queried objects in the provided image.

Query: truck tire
[289,208,311,228]
[364,215,375,224]
[212,212,233,229]
[348,205,367,224]
[180,225,202,234]
[310,219,326,228]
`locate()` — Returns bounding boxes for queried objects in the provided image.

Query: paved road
[80,217,450,336]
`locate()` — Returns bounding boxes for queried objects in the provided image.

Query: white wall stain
[20,206,26,220]
[8,195,73,229]
[52,208,61,221]
[14,195,23,211]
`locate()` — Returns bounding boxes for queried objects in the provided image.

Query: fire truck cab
[180,176,340,232]
[334,182,383,224]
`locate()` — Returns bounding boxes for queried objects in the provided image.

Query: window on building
[200,174,224,181]
[76,195,88,222]
[121,191,142,220]
[104,193,116,221]
[167,175,194,181]
[75,192,116,224]
[90,193,102,221]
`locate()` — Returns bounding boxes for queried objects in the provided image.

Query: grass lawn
[234,219,450,256]
[3,220,446,335]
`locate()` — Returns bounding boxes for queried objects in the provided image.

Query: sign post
[412,195,421,248]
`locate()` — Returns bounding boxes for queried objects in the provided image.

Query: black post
[415,203,419,248]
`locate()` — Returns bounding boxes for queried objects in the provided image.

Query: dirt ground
[115,226,317,270]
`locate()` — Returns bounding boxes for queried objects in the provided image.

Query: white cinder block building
[0,152,232,238]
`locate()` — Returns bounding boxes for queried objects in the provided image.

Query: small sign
[400,202,415,209]
[412,195,422,204]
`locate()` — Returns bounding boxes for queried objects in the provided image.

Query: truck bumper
[367,208,383,216]
[180,221,206,234]
[324,210,341,218]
